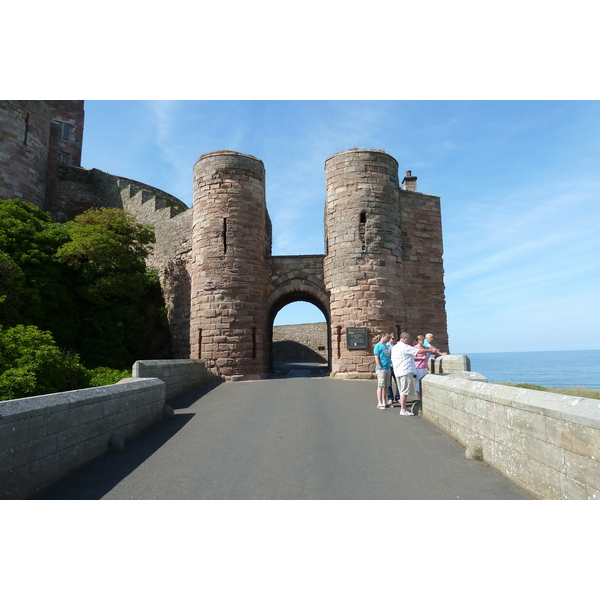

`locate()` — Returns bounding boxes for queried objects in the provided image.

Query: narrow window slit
[24,112,30,145]
[359,210,367,252]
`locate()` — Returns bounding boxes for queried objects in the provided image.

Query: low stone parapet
[428,354,471,374]
[422,373,600,499]
[132,359,221,400]
[0,378,165,499]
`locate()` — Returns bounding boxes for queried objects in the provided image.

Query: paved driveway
[36,375,532,500]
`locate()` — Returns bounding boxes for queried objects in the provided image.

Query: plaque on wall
[346,327,368,350]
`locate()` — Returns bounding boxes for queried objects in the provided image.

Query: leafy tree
[56,208,169,368]
[0,325,90,401]
[0,201,171,375]
[0,199,78,347]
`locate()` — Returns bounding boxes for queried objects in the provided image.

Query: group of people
[373,331,447,416]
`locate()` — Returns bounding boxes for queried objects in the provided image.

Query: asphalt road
[36,373,532,500]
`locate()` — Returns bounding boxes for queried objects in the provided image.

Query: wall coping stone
[426,374,600,430]
[0,378,162,424]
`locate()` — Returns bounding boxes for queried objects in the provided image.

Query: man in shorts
[391,332,420,416]
[373,332,391,410]
[386,333,400,405]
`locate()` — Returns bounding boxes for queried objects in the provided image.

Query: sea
[465,350,600,391]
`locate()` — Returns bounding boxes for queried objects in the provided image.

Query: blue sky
[6,1,596,583]
[8,2,599,354]
[77,100,600,354]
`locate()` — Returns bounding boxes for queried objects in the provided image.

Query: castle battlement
[1,102,448,380]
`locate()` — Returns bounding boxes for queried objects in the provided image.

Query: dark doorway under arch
[267,293,331,377]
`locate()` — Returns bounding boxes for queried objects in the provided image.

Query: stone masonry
[272,323,328,363]
[1,102,449,381]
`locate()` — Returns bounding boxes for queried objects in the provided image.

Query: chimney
[402,170,417,192]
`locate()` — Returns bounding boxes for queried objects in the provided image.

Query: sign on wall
[346,327,368,350]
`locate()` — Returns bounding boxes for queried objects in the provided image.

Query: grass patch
[499,382,600,400]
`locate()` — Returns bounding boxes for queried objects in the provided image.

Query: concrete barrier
[422,373,600,499]
[132,359,221,400]
[0,378,165,499]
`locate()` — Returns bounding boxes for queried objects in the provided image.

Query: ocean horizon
[463,350,600,391]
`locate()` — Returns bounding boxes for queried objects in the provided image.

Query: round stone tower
[190,151,271,380]
[324,149,405,378]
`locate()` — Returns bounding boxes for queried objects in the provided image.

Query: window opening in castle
[58,152,71,166]
[359,210,367,252]
[56,122,71,141]
[336,326,342,359]
[198,329,202,358]
[223,218,228,254]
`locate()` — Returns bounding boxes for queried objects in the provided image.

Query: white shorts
[398,373,416,397]
[376,369,391,388]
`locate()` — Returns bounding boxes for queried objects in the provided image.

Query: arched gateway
[189,149,448,381]
[0,103,448,380]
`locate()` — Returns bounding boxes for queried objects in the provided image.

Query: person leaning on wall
[413,335,429,401]
[391,332,420,416]
[423,333,447,360]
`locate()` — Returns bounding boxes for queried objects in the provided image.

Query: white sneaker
[399,410,414,416]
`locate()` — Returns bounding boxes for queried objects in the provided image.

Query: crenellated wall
[1,101,450,380]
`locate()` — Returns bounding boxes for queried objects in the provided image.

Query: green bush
[88,367,132,387]
[0,325,90,401]
[0,200,171,370]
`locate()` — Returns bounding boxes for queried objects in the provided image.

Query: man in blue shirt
[424,333,448,363]
[373,332,391,409]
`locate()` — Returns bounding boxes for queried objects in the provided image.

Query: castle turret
[324,149,406,378]
[190,151,271,380]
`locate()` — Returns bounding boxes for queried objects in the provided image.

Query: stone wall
[272,323,328,362]
[0,100,52,209]
[132,359,221,400]
[422,371,600,499]
[399,188,449,352]
[0,378,166,500]
[0,100,85,216]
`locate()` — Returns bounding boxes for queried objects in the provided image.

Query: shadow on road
[271,361,329,379]
[31,382,220,500]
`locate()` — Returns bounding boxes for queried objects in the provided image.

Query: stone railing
[0,378,166,500]
[132,359,221,400]
[421,356,600,500]
[0,359,220,499]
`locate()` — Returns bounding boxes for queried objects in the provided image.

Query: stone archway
[265,282,330,375]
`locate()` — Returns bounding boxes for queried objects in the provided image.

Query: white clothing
[391,341,419,376]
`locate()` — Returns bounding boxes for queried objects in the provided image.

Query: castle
[1,100,449,380]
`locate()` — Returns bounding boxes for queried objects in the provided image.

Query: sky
[75,99,600,354]
[6,2,599,357]
[6,2,597,589]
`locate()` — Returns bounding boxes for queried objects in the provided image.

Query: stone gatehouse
[1,101,449,381]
